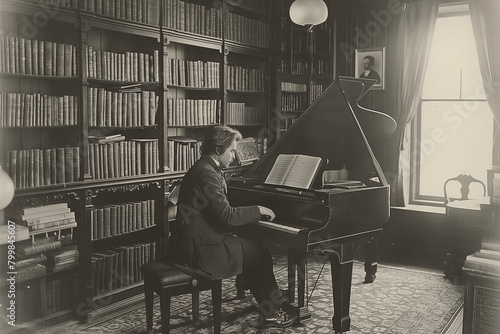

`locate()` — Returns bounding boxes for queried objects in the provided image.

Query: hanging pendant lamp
[289,0,328,27]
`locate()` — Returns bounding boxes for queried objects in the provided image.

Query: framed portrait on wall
[355,47,385,90]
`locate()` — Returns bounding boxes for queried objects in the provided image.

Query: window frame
[409,4,494,207]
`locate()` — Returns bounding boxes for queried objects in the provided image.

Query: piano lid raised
[246,77,391,188]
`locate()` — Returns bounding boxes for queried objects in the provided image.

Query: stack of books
[7,203,77,233]
[464,241,500,276]
[52,246,79,272]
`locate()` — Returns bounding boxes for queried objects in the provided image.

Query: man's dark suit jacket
[167,155,261,278]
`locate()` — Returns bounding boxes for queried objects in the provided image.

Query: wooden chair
[444,174,486,205]
[140,185,222,334]
[443,174,487,277]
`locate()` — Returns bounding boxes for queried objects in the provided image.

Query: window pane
[422,15,485,100]
[418,100,493,198]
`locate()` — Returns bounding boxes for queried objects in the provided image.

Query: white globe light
[289,0,328,27]
[0,165,14,210]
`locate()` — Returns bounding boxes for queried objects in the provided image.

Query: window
[410,4,494,205]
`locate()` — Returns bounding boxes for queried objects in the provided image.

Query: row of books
[165,58,220,88]
[163,0,223,38]
[167,136,201,172]
[312,59,328,75]
[91,241,156,296]
[0,93,78,127]
[0,33,77,76]
[280,59,309,75]
[227,66,265,92]
[280,59,328,76]
[44,273,79,316]
[310,84,324,105]
[224,12,270,49]
[5,147,80,189]
[280,117,299,132]
[81,0,158,24]
[255,137,268,157]
[281,93,308,112]
[85,46,160,82]
[12,273,78,322]
[21,0,77,8]
[88,139,159,180]
[281,81,307,93]
[166,98,218,127]
[87,88,158,127]
[225,103,265,126]
[90,199,155,240]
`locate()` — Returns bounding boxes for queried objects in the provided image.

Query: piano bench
[140,260,222,334]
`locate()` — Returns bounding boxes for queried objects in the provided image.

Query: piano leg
[329,253,353,334]
[364,237,378,283]
[284,249,312,322]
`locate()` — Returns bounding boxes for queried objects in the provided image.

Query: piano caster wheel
[364,273,376,284]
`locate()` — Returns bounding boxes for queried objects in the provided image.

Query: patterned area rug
[57,253,465,334]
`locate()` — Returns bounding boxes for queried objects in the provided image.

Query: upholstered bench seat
[141,260,222,334]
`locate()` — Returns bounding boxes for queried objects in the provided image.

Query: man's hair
[200,125,242,155]
[364,55,375,67]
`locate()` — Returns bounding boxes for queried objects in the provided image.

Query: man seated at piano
[166,125,297,328]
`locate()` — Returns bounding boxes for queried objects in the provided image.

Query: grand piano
[227,77,397,333]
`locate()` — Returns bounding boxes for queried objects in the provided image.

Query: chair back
[444,174,486,205]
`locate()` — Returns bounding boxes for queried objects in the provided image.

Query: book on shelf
[474,248,500,262]
[464,253,500,276]
[29,219,77,232]
[88,134,125,144]
[8,203,69,216]
[14,211,76,227]
[17,263,47,282]
[235,137,260,166]
[8,205,71,222]
[17,237,62,257]
[52,246,79,272]
[16,254,48,269]
[265,154,323,189]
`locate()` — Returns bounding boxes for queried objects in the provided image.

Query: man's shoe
[262,307,296,328]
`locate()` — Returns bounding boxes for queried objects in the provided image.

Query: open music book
[265,154,322,189]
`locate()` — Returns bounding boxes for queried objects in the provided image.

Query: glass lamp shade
[0,165,15,210]
[289,0,328,26]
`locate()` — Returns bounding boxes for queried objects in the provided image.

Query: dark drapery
[385,0,439,206]
[469,0,500,166]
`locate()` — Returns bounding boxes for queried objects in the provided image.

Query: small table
[444,197,498,276]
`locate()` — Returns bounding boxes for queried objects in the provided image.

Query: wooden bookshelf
[274,0,334,138]
[0,0,277,327]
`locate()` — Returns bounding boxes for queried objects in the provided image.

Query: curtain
[385,0,439,206]
[469,0,500,166]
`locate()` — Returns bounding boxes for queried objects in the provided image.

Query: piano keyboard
[255,220,304,234]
